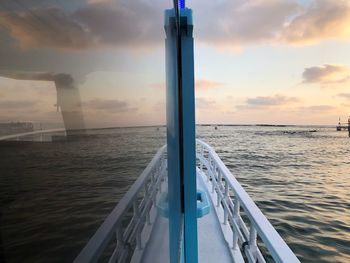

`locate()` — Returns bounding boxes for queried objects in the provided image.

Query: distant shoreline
[0,123,335,132]
[83,123,334,130]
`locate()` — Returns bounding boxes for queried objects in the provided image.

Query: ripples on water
[0,126,349,262]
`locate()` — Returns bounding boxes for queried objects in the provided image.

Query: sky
[0,0,349,127]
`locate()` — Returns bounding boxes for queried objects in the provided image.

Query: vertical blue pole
[165,8,182,263]
[180,8,197,263]
[165,7,198,263]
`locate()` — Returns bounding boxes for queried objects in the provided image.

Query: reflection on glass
[0,0,168,262]
[0,71,85,136]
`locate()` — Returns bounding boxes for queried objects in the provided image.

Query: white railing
[75,140,299,263]
[74,145,167,263]
[0,128,66,141]
[196,139,300,263]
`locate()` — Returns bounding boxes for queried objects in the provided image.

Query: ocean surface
[0,126,349,262]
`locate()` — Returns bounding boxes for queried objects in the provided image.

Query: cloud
[83,98,137,113]
[302,64,350,84]
[151,82,165,90]
[0,8,93,50]
[0,0,165,50]
[245,95,299,106]
[338,93,350,100]
[296,105,335,111]
[196,97,216,109]
[0,100,37,109]
[230,101,337,125]
[194,0,350,48]
[1,0,349,52]
[74,1,162,48]
[196,80,224,90]
[281,0,350,44]
[194,0,300,47]
[151,79,224,91]
[152,101,165,112]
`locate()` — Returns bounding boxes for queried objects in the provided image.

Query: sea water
[0,126,349,262]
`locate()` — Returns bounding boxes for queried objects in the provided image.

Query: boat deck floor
[140,172,234,263]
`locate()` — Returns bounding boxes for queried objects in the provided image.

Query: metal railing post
[151,173,156,205]
[224,180,229,225]
[249,226,258,261]
[133,200,142,249]
[217,170,222,207]
[233,197,240,219]
[211,170,215,194]
[206,158,210,183]
[208,154,212,170]
[145,184,151,225]
[200,146,204,172]
[116,227,124,257]
[233,198,240,249]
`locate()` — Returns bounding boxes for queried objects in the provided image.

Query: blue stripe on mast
[180,0,185,9]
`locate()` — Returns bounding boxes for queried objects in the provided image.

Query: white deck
[140,172,234,263]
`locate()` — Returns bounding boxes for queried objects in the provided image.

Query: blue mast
[165,1,197,262]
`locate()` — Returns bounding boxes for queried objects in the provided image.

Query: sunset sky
[0,0,349,127]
